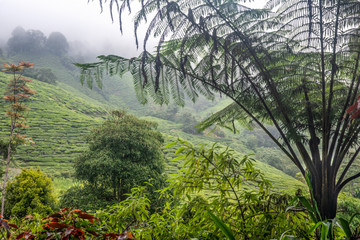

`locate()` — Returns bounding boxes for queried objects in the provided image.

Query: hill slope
[0,54,304,193]
[0,72,105,177]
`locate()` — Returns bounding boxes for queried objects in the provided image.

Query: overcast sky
[0,0,266,57]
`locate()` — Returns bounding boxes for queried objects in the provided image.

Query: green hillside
[7,52,149,116]
[152,119,305,193]
[0,71,105,177]
[0,54,304,195]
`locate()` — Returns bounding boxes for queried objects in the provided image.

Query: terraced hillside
[8,52,149,116]
[0,72,105,177]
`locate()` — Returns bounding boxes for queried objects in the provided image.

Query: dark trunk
[312,176,338,220]
[320,192,337,220]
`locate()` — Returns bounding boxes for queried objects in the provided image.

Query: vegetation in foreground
[2,0,360,237]
[1,140,360,239]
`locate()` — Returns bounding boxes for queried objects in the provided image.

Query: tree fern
[81,0,360,220]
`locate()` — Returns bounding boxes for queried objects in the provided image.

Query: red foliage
[14,208,137,240]
[78,212,99,223]
[45,222,70,229]
[103,232,135,240]
[346,95,360,121]
[16,231,35,239]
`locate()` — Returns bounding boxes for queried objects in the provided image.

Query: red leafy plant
[0,215,17,239]
[8,208,137,240]
[346,95,360,121]
[1,61,36,217]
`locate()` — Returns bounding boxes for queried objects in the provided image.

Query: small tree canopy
[73,110,166,205]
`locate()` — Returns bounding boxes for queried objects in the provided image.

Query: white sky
[0,0,266,57]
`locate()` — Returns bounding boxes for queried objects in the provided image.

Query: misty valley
[1,0,360,239]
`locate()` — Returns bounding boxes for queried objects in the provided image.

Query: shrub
[4,168,56,218]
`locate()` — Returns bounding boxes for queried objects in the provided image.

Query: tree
[78,0,360,220]
[46,32,69,56]
[69,110,166,209]
[4,168,56,218]
[7,26,27,54]
[1,61,36,216]
[23,68,57,85]
[7,27,46,54]
[26,29,47,53]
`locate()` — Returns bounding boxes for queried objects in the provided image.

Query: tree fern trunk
[312,169,338,220]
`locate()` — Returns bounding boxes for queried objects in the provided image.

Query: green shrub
[23,68,57,84]
[59,184,116,212]
[4,168,56,218]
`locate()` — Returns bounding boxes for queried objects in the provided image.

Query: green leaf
[207,210,235,240]
[337,217,352,238]
[172,155,185,161]
[320,222,330,240]
[308,221,325,234]
[164,141,177,148]
[175,146,186,155]
[349,212,360,225]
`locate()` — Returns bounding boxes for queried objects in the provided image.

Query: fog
[0,0,266,58]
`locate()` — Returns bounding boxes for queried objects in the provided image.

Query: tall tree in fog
[46,32,69,56]
[7,26,27,54]
[78,0,360,220]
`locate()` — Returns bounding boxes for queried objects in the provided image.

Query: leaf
[78,212,99,223]
[207,210,235,240]
[86,230,99,236]
[47,213,62,219]
[349,212,360,225]
[308,221,325,234]
[164,141,177,148]
[46,222,69,229]
[16,231,35,239]
[346,104,357,114]
[280,230,296,240]
[297,196,314,212]
[174,146,186,155]
[337,217,352,238]
[320,222,329,240]
[8,223,18,229]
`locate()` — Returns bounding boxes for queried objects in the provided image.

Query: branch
[336,145,360,189]
[337,171,360,193]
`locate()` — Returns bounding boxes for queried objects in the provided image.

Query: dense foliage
[0,141,360,239]
[0,207,136,239]
[4,168,56,219]
[60,110,166,211]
